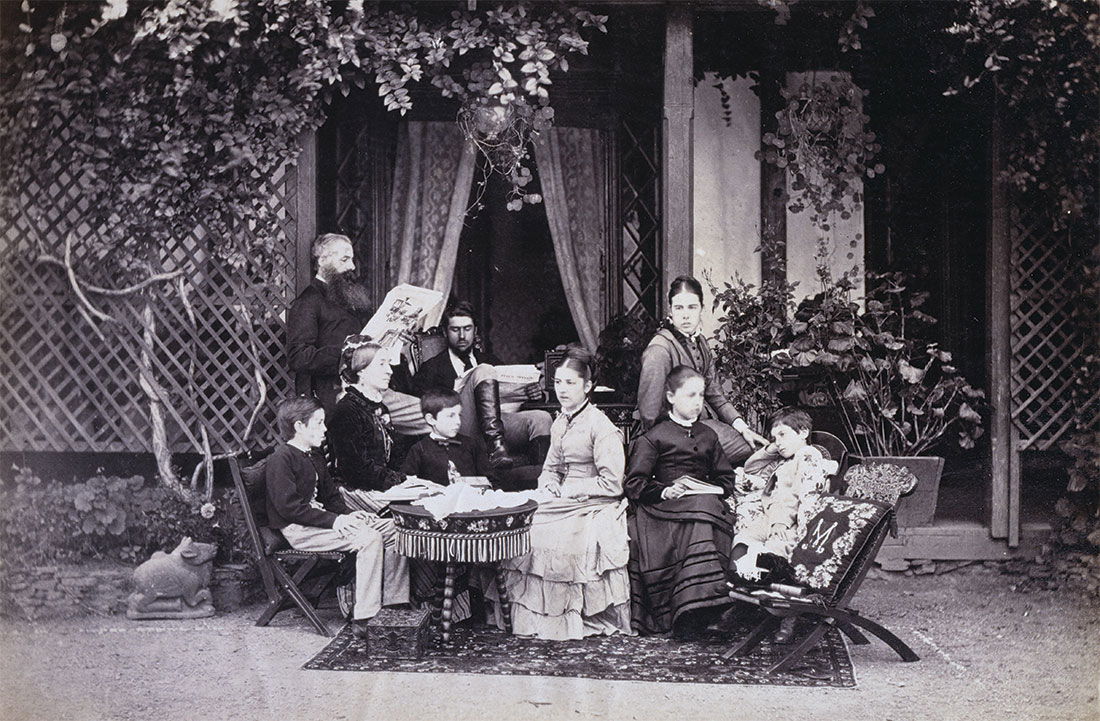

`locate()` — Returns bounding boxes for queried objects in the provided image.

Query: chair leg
[255,595,289,627]
[720,616,779,661]
[836,611,920,662]
[272,561,332,637]
[769,622,828,675]
[837,621,870,645]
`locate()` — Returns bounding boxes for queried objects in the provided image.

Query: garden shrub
[0,467,250,569]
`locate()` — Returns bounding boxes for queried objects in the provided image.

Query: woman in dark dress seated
[625,366,738,636]
[326,339,407,492]
[327,339,474,617]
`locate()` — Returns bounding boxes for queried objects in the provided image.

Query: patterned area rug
[304,621,855,687]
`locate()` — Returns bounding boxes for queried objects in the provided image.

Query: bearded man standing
[286,233,375,413]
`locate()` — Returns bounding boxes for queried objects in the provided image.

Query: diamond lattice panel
[619,117,662,322]
[1008,203,1085,450]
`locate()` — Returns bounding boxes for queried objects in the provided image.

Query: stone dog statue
[127,537,217,620]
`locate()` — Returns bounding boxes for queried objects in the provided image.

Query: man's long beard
[326,272,372,314]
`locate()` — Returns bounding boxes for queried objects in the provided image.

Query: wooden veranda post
[661,3,694,296]
[987,100,1020,546]
[759,23,787,285]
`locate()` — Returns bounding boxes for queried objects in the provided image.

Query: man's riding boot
[473,379,517,469]
[528,434,551,466]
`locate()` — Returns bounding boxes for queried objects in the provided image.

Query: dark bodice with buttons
[623,417,738,505]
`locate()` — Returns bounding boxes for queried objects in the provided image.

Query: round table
[390,500,538,644]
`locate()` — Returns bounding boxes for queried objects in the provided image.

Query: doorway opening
[451,170,579,364]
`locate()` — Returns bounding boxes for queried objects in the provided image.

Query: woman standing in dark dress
[327,340,405,492]
[625,366,738,636]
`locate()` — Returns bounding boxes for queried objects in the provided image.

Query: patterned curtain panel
[534,127,609,351]
[388,121,477,303]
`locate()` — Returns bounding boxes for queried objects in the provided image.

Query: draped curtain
[533,127,608,351]
[388,121,477,313]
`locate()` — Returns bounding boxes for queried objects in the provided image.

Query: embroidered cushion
[790,495,890,598]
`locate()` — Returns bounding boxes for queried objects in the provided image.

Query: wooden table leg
[441,562,456,645]
[431,562,444,629]
[494,564,512,633]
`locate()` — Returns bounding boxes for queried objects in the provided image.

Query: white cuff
[732,418,749,434]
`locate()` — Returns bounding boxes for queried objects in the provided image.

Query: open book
[673,475,724,495]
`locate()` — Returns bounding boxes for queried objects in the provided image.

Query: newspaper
[454,363,541,394]
[361,283,445,353]
[492,364,541,385]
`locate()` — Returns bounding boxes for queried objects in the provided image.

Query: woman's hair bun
[558,344,595,381]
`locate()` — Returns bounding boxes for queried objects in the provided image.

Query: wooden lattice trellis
[619,115,662,322]
[1008,201,1095,450]
[0,119,301,455]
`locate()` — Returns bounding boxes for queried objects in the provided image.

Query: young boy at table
[400,389,493,485]
[265,396,409,636]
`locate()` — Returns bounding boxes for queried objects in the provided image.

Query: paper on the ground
[361,284,445,352]
[674,475,724,495]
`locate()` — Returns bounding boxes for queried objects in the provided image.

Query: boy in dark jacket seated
[266,396,409,633]
[400,389,493,485]
[400,389,543,491]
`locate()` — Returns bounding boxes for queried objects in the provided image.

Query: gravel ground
[0,565,1096,721]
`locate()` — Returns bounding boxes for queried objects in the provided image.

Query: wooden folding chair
[721,470,920,673]
[228,454,352,637]
[809,430,850,493]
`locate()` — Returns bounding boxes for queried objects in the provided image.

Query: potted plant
[786,270,986,526]
[594,312,658,404]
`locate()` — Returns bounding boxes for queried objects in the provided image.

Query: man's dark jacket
[286,278,367,412]
[412,348,502,397]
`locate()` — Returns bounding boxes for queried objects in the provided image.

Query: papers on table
[458,476,494,489]
[673,475,724,496]
[413,483,535,521]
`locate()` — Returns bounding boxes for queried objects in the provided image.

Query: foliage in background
[0,0,606,492]
[787,268,986,458]
[2,0,607,272]
[758,73,883,230]
[945,0,1099,228]
[1055,244,1100,552]
[706,257,985,458]
[594,312,657,404]
[945,0,1098,555]
[0,467,250,569]
[709,274,795,430]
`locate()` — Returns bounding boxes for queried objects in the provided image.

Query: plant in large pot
[787,270,986,526]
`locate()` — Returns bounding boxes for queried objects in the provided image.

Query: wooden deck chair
[721,464,920,674]
[809,430,850,493]
[228,454,352,637]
